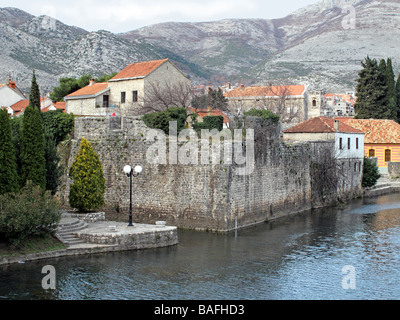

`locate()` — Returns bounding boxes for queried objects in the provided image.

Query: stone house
[283,117,365,160]
[224,84,315,123]
[283,117,365,198]
[341,119,400,174]
[65,58,191,117]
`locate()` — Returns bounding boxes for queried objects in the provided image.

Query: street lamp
[124,165,142,227]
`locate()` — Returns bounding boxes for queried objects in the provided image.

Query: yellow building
[342,119,400,173]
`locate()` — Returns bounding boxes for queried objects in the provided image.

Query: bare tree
[257,82,301,124]
[139,80,192,114]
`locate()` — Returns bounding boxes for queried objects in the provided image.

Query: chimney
[8,80,16,89]
[89,79,95,86]
[334,119,340,131]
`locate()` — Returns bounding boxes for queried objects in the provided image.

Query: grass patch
[0,234,67,259]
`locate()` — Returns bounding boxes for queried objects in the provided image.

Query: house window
[132,91,138,103]
[369,149,375,157]
[348,138,351,150]
[356,138,359,149]
[339,138,343,150]
[385,149,392,162]
[121,92,126,103]
[312,99,317,107]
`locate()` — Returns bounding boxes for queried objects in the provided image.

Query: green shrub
[0,181,61,246]
[362,157,381,188]
[69,138,106,212]
[142,107,187,135]
[243,108,280,123]
[192,115,224,134]
[41,110,75,144]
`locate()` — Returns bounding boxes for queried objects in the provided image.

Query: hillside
[1,0,400,94]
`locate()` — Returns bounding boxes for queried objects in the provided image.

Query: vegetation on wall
[192,115,224,134]
[243,108,280,123]
[142,107,187,135]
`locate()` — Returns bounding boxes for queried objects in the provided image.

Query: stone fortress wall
[59,115,363,232]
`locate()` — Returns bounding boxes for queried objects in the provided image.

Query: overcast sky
[1,0,320,33]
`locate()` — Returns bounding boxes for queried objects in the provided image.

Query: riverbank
[2,177,399,266]
[0,214,178,266]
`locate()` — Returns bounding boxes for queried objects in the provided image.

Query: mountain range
[1,0,399,95]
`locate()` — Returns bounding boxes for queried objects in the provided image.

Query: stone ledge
[0,223,178,266]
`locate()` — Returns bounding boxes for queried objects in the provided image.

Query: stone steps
[56,218,88,247]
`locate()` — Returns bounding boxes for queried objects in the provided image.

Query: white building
[0,81,26,108]
[282,117,365,160]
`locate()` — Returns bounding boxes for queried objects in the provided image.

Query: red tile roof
[284,117,363,134]
[65,83,109,98]
[53,101,66,112]
[110,59,169,81]
[225,85,306,98]
[10,99,29,112]
[188,107,229,124]
[341,119,400,144]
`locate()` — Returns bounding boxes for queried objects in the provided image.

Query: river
[1,193,400,300]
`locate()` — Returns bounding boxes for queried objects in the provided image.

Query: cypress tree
[20,106,47,189]
[44,131,62,195]
[29,70,41,110]
[69,138,105,212]
[386,58,397,121]
[0,109,19,194]
[355,57,390,120]
[396,74,400,123]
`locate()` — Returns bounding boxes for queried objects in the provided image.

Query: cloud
[59,0,259,31]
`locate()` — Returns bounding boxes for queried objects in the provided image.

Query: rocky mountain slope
[1,0,399,95]
[122,0,400,91]
[0,7,202,94]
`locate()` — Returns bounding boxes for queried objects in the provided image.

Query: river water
[2,193,400,300]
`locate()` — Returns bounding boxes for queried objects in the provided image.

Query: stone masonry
[59,115,362,232]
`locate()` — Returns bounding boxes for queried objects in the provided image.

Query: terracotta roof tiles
[284,117,363,134]
[65,82,109,98]
[341,119,400,144]
[110,58,169,81]
[225,85,306,98]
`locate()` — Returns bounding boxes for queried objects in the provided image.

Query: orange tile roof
[225,85,306,98]
[340,119,400,144]
[110,59,169,81]
[188,107,229,124]
[66,83,109,98]
[10,99,29,111]
[53,101,66,112]
[284,117,363,134]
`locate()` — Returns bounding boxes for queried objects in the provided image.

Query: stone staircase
[56,217,88,247]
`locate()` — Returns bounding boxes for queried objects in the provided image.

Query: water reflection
[2,193,400,300]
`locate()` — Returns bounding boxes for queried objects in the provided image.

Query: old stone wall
[60,115,361,232]
[388,162,400,179]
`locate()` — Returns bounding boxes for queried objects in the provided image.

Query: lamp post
[124,165,142,227]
